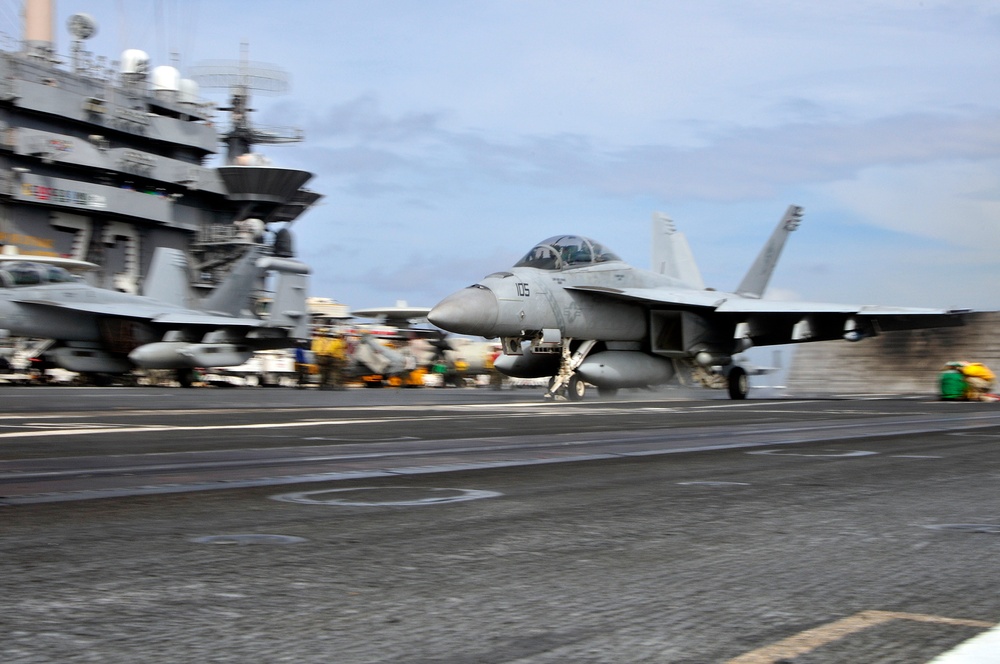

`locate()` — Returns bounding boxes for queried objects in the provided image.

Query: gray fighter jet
[0,245,310,385]
[428,206,966,400]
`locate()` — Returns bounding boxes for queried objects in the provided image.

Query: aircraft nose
[429,286,500,336]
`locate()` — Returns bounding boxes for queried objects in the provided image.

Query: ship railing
[195,224,258,245]
[0,169,17,197]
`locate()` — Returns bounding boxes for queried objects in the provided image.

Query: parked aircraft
[322,301,500,387]
[0,244,99,272]
[350,300,432,329]
[0,244,310,386]
[428,206,967,400]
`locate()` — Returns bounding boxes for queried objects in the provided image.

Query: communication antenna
[189,44,303,163]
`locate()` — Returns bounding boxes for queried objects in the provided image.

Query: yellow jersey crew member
[312,329,348,390]
[962,362,997,402]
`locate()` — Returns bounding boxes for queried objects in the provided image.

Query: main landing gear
[727,366,749,400]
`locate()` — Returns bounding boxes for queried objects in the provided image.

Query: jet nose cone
[429,286,500,336]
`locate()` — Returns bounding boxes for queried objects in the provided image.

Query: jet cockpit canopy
[0,262,82,287]
[513,235,621,270]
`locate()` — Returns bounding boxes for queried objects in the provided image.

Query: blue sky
[5,1,1000,311]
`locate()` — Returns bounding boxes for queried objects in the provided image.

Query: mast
[23,0,54,60]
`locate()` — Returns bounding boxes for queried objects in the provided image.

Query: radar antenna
[189,44,303,163]
[67,13,97,74]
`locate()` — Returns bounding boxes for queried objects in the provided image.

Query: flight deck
[2,386,999,663]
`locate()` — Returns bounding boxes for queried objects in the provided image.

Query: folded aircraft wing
[16,298,265,329]
[14,298,182,319]
[150,312,264,327]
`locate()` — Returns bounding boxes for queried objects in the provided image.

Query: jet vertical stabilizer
[142,248,194,307]
[735,205,803,299]
[259,256,311,339]
[201,246,266,316]
[651,212,705,289]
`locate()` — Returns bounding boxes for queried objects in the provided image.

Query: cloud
[309,94,448,143]
[819,159,1000,249]
[308,248,517,307]
[295,95,1000,207]
[601,112,1000,199]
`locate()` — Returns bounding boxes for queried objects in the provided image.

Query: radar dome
[151,66,180,92]
[121,49,149,77]
[178,78,200,104]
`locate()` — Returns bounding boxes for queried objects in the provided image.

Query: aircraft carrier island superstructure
[0,0,321,294]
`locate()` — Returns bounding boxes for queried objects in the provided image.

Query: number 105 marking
[515,282,530,297]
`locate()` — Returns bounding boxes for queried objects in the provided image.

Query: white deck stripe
[927,624,1000,663]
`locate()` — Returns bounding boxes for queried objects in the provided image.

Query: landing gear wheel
[176,368,195,389]
[567,374,586,401]
[727,367,748,400]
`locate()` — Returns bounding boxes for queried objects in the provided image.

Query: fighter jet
[0,244,101,273]
[350,300,432,328]
[428,206,967,400]
[0,244,310,386]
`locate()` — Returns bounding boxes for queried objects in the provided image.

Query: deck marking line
[726,610,994,664]
[928,622,1000,663]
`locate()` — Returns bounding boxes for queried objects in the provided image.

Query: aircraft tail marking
[735,205,803,299]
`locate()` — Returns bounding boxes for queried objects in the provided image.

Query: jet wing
[16,298,264,329]
[566,285,965,344]
[568,285,963,318]
[14,298,182,319]
[714,300,958,315]
[714,299,967,335]
[565,285,727,309]
[151,312,264,328]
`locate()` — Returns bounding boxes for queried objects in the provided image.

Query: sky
[3,0,1000,312]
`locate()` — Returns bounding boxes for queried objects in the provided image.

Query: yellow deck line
[727,610,995,664]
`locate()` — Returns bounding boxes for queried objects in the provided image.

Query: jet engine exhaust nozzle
[428,286,500,337]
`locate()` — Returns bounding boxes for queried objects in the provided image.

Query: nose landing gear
[544,339,597,401]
